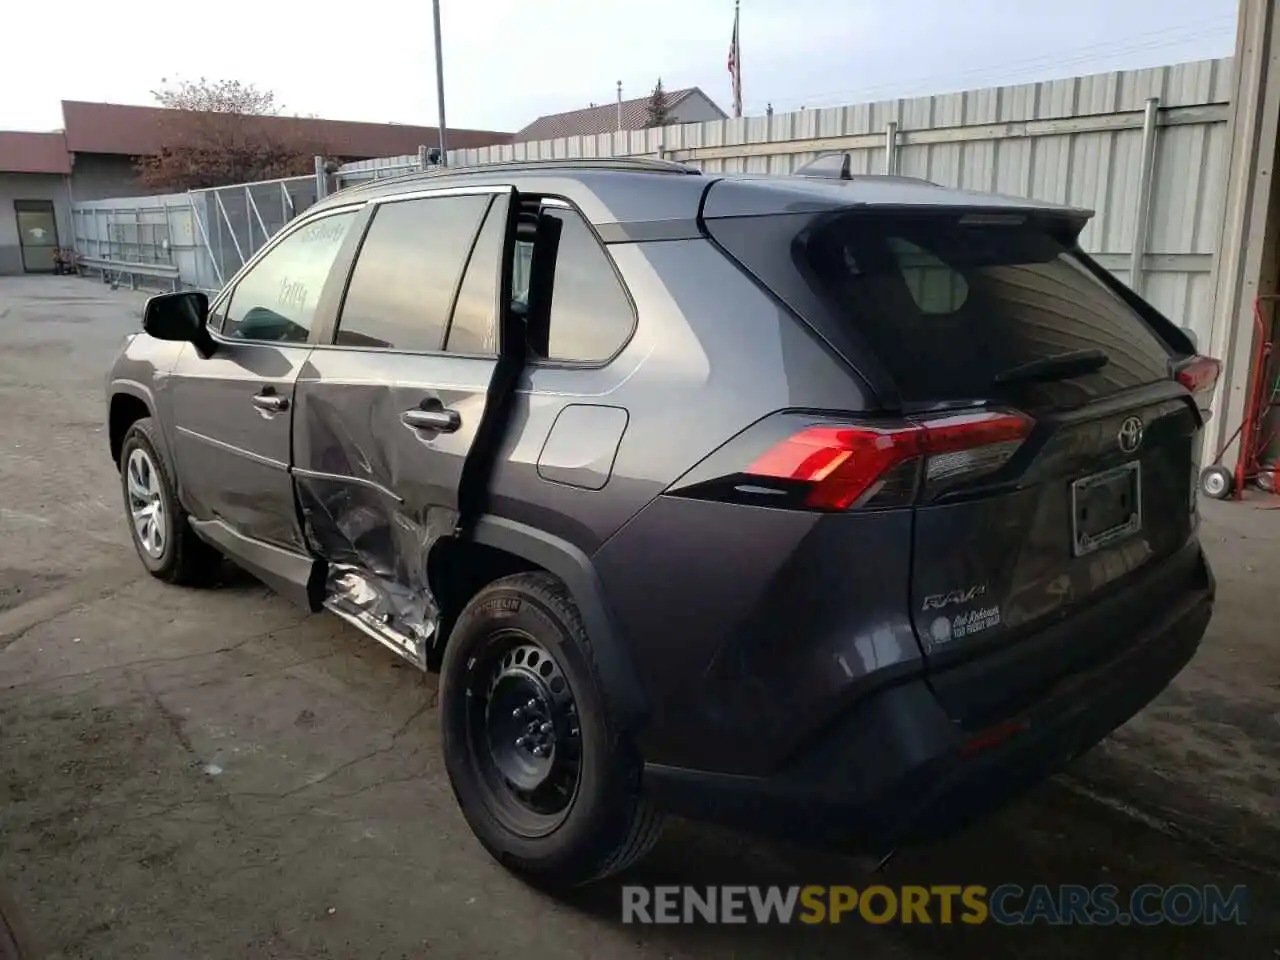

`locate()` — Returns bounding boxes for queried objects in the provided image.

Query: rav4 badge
[921,584,987,611]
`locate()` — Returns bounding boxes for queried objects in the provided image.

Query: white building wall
[669,91,729,125]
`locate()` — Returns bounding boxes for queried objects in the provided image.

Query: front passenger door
[169,209,360,556]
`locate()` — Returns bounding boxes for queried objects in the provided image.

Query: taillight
[1174,355,1221,420]
[743,422,923,510]
[672,410,1033,511]
[915,411,1034,498]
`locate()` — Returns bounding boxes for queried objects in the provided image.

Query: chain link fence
[188,176,321,290]
[71,151,438,292]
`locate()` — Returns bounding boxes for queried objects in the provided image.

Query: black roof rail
[793,152,938,186]
[430,157,701,177]
[334,156,701,196]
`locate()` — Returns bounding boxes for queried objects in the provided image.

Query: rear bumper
[643,549,1213,851]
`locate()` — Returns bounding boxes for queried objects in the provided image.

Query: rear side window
[804,213,1173,405]
[335,194,491,351]
[513,205,634,363]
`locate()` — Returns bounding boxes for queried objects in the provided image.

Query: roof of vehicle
[702,173,1094,220]
[312,157,1093,229]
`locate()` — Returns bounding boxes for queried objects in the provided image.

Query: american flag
[727,2,742,119]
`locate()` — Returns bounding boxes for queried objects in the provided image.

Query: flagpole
[432,0,448,165]
[728,0,742,120]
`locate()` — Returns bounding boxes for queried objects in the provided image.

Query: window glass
[800,212,1172,405]
[513,206,634,363]
[444,198,505,355]
[886,237,969,314]
[336,194,491,351]
[208,298,229,334]
[223,211,356,343]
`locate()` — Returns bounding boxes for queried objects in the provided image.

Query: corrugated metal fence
[440,57,1234,343]
[72,56,1233,342]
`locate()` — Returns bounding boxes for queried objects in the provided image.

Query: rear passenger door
[292,186,512,664]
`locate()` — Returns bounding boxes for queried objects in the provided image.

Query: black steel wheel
[440,572,664,889]
[468,632,583,835]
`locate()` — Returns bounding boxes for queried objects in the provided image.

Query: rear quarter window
[513,204,635,364]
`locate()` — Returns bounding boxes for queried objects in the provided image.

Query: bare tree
[136,77,321,191]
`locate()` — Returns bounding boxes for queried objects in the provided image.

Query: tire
[1199,465,1234,500]
[119,417,221,585]
[440,571,664,889]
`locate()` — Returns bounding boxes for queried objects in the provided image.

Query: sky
[0,0,1241,134]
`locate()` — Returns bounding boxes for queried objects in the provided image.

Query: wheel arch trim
[469,515,649,728]
[109,380,161,444]
[109,379,188,505]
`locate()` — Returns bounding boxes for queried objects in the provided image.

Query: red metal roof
[60,101,512,158]
[514,87,725,142]
[0,131,71,174]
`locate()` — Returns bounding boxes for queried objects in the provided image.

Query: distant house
[0,101,512,275]
[514,87,727,142]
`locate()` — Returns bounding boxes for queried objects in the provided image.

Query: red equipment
[1201,295,1280,500]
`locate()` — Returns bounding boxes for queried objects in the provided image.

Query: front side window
[335,194,492,352]
[222,211,356,343]
[513,205,635,363]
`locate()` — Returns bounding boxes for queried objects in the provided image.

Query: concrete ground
[0,276,1277,959]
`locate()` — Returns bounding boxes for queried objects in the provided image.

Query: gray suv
[106,156,1218,888]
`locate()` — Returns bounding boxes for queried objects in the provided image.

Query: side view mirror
[143,291,215,357]
[1179,325,1199,352]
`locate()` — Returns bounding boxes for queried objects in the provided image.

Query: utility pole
[616,80,623,132]
[432,0,448,165]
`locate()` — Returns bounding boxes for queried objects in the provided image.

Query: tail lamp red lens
[743,410,1033,510]
[1174,355,1221,418]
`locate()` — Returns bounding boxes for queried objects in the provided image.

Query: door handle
[401,407,461,433]
[252,392,289,413]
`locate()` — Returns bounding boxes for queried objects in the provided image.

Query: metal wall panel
[436,57,1231,335]
[71,192,205,291]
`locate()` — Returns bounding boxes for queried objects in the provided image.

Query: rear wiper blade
[992,348,1109,386]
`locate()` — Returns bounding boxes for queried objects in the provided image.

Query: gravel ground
[0,276,1276,959]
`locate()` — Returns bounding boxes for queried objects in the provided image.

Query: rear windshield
[748,211,1173,407]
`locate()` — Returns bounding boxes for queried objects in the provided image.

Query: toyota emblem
[1117,416,1144,454]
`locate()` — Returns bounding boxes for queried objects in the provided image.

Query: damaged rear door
[293,185,515,667]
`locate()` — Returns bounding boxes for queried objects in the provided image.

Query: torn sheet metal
[324,564,434,667]
[292,385,468,670]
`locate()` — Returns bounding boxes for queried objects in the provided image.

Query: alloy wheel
[126,448,166,559]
